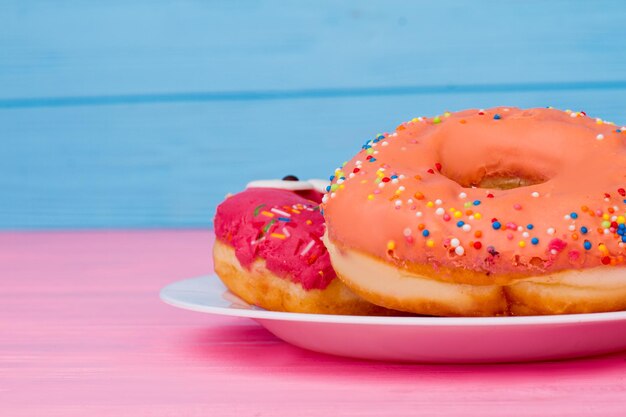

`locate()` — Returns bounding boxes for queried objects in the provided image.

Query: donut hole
[442,166,550,190]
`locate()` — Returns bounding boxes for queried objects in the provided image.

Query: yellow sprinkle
[305,220,312,225]
[261,211,274,218]
[449,207,456,212]
[596,119,604,125]
[603,213,610,220]
[444,111,452,117]
[519,241,526,248]
[618,216,626,224]
[426,239,435,248]
[367,194,375,201]
[339,184,345,189]
[292,209,301,214]
[270,233,286,239]
[426,201,434,208]
[387,240,396,251]
[474,213,482,220]
[454,211,463,218]
[599,243,608,254]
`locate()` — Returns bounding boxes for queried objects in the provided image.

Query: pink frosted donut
[322,107,626,316]
[213,179,396,315]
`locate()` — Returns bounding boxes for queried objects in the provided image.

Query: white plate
[160,276,626,363]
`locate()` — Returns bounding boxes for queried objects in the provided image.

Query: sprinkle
[473,241,482,249]
[531,192,540,198]
[262,219,276,234]
[518,241,526,248]
[493,114,501,120]
[453,211,463,218]
[300,240,315,256]
[426,239,435,248]
[422,230,430,237]
[513,203,522,210]
[435,207,445,216]
[456,220,465,227]
[473,200,481,206]
[462,224,472,232]
[596,134,605,140]
[367,194,375,200]
[387,240,396,251]
[570,212,578,219]
[416,211,423,217]
[547,227,556,235]
[253,204,266,216]
[277,217,291,222]
[531,237,539,245]
[433,116,442,124]
[282,227,291,238]
[459,192,467,199]
[580,226,588,234]
[492,221,502,230]
[455,246,465,256]
[414,192,425,200]
[601,256,611,265]
[270,233,286,239]
[435,199,443,205]
[450,238,460,248]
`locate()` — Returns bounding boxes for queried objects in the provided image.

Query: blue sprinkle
[329,175,335,181]
[326,186,331,192]
[456,221,465,227]
[622,236,626,243]
[473,200,481,206]
[619,224,626,230]
[584,240,592,250]
[369,158,377,162]
[570,212,578,219]
[531,237,539,245]
[390,175,398,179]
[492,221,502,230]
[277,217,291,222]
[527,224,534,230]
[623,199,626,204]
[580,226,588,234]
[493,114,501,120]
[618,229,624,236]
[422,230,430,237]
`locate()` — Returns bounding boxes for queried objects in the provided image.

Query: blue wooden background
[2,1,626,229]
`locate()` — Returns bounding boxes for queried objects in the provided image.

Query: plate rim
[160,275,626,327]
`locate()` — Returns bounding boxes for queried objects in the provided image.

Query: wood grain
[2,1,626,228]
[1,230,625,417]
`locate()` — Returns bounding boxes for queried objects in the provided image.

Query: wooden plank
[1,230,625,417]
[1,1,626,100]
[1,90,625,228]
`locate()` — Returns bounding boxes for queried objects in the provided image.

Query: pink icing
[214,188,336,290]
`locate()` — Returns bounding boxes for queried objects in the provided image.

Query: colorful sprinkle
[531,237,539,245]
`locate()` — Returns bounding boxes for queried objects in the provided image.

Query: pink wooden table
[2,230,625,416]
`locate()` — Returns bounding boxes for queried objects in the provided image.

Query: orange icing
[322,107,626,275]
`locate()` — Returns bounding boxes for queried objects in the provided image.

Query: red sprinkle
[619,188,626,196]
[601,256,611,265]
[473,241,482,249]
[435,162,442,172]
[427,168,435,174]
[382,177,390,182]
[487,193,494,198]
[353,168,360,173]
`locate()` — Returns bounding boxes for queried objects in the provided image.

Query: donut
[213,177,395,315]
[322,107,626,316]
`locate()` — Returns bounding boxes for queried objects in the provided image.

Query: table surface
[2,230,625,417]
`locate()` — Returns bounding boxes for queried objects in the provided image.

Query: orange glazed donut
[322,107,626,316]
